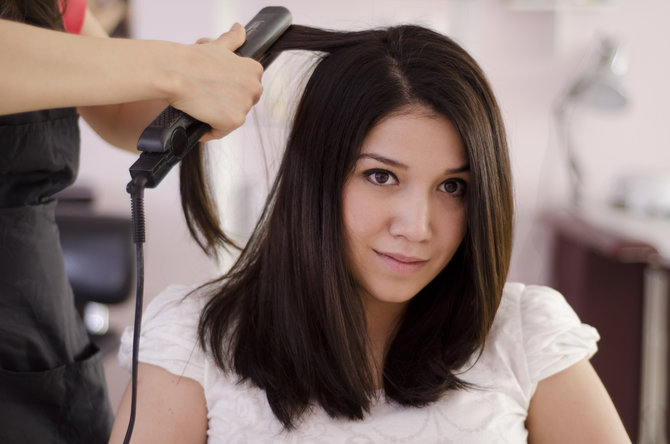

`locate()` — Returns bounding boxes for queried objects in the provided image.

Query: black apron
[0,108,113,443]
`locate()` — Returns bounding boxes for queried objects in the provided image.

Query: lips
[374,250,429,275]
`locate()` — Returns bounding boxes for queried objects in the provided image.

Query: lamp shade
[563,38,629,110]
[554,36,629,207]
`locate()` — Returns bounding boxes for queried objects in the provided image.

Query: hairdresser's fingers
[215,22,246,52]
[167,22,263,140]
[198,85,261,142]
[199,54,263,140]
[195,22,243,48]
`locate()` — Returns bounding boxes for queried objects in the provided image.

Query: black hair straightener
[122,7,292,444]
[128,6,292,190]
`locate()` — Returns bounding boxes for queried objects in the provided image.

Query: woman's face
[342,106,469,313]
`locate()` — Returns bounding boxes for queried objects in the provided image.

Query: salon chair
[55,186,134,355]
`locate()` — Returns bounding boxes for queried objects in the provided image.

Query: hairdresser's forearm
[74,8,167,153]
[77,100,167,152]
[0,19,179,115]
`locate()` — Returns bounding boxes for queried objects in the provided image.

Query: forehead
[359,106,467,169]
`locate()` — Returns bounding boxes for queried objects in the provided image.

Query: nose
[388,190,432,242]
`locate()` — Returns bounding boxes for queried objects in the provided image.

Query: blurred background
[75,0,668,441]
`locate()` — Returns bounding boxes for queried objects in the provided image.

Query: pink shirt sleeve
[60,0,87,35]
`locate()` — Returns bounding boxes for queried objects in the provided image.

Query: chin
[364,282,424,306]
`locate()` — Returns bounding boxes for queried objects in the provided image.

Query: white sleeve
[520,285,600,385]
[118,284,208,387]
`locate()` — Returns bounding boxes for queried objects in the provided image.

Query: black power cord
[118,9,292,443]
[123,175,147,444]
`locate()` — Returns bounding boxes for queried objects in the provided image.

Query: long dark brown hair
[0,0,65,30]
[180,24,514,429]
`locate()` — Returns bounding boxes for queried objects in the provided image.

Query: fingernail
[230,22,242,31]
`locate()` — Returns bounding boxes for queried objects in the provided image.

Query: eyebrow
[358,153,470,174]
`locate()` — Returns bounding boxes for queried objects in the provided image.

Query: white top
[119,283,599,443]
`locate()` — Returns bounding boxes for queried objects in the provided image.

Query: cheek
[341,183,363,257]
[434,207,468,260]
[454,210,468,241]
[341,182,388,280]
[342,182,384,243]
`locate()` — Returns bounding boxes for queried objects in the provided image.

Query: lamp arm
[553,98,583,207]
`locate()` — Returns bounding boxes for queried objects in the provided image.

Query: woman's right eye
[364,169,397,186]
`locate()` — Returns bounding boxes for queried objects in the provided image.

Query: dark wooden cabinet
[547,209,669,443]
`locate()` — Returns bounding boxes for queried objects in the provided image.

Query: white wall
[88,0,670,408]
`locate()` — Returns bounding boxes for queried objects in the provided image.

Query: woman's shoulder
[141,283,208,319]
[485,283,600,384]
[495,283,591,329]
[496,283,598,341]
[118,283,213,387]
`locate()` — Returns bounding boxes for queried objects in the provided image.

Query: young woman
[0,1,261,442]
[111,25,631,443]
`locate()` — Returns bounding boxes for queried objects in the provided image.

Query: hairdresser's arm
[0,14,262,151]
[74,8,167,152]
[526,358,631,444]
[108,363,207,444]
[76,8,263,151]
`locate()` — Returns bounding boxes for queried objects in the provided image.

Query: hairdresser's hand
[169,23,264,142]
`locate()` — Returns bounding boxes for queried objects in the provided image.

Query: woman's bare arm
[526,358,631,444]
[108,363,208,444]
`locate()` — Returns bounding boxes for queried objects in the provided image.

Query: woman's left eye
[439,179,467,197]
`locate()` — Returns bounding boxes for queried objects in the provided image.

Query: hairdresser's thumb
[218,22,246,51]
